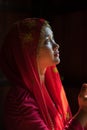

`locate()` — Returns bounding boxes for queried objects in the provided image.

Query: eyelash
[46,36,55,43]
[46,38,50,42]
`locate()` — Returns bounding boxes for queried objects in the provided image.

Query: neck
[39,67,46,84]
[37,60,46,84]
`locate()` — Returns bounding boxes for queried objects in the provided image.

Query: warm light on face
[37,25,60,73]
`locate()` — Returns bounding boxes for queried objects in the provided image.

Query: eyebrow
[45,32,53,38]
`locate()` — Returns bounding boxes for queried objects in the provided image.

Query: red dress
[4,86,83,130]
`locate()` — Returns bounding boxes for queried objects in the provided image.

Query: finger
[81,83,87,92]
[79,83,87,98]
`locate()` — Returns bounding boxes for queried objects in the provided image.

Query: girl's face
[37,26,60,68]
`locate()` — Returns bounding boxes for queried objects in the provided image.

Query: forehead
[42,26,53,37]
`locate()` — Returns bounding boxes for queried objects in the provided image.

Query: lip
[54,53,59,57]
[54,51,59,57]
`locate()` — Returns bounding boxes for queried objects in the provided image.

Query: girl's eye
[46,36,52,42]
[46,37,50,41]
[46,39,50,43]
[45,35,54,44]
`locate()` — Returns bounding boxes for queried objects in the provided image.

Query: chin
[54,58,60,65]
[56,61,60,65]
[48,57,60,66]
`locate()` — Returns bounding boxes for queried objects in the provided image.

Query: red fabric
[0,18,82,130]
[4,86,49,130]
[4,86,83,130]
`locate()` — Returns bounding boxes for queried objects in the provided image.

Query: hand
[78,83,87,111]
[73,83,87,127]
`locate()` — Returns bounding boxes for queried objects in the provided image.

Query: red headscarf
[0,18,72,130]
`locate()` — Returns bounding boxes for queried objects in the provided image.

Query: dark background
[0,0,87,129]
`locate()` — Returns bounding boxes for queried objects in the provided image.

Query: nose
[53,42,59,50]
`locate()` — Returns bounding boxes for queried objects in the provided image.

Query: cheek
[43,47,53,58]
[39,46,52,55]
[37,46,54,64]
[46,42,52,49]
